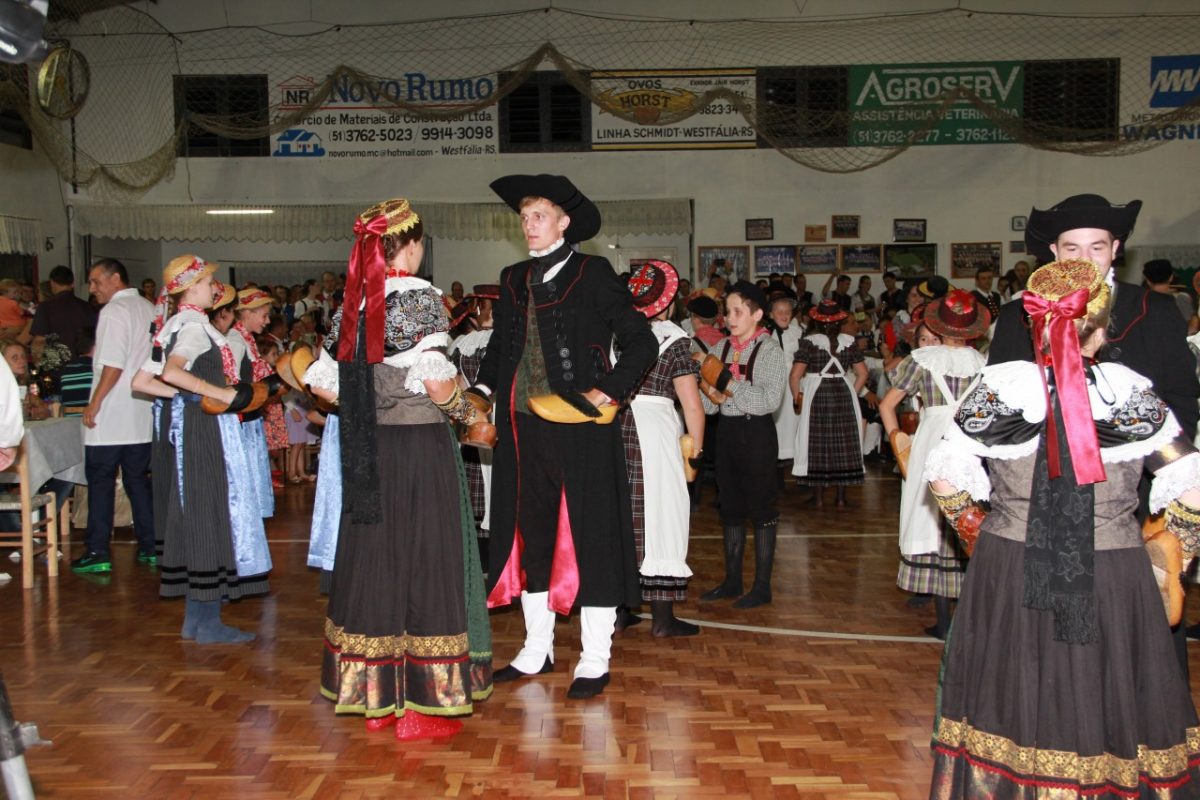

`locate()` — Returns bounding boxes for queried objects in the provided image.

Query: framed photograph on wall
[1009,240,1026,254]
[840,244,883,272]
[797,244,839,274]
[745,218,774,241]
[754,245,797,277]
[1011,215,1027,231]
[892,218,927,243]
[804,224,827,243]
[698,245,750,283]
[883,243,938,280]
[950,242,1003,278]
[619,248,679,278]
[831,214,861,239]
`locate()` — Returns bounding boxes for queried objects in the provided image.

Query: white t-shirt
[0,356,22,448]
[87,288,155,446]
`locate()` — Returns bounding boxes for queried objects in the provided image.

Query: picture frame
[796,244,839,274]
[804,224,827,243]
[883,243,938,280]
[892,218,927,243]
[753,245,797,277]
[1009,240,1026,254]
[950,241,1003,279]
[744,218,774,241]
[840,244,883,272]
[618,247,680,279]
[831,214,860,239]
[1011,215,1027,232]
[697,245,750,283]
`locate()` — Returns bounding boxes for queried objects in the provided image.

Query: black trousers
[715,414,778,526]
[84,443,155,555]
[514,413,568,594]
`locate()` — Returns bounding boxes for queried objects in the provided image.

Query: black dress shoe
[492,656,553,683]
[566,673,610,699]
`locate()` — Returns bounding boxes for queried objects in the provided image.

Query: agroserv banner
[848,62,1023,147]
[590,69,756,150]
[271,72,499,160]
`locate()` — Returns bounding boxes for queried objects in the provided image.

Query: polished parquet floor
[6,463,1200,799]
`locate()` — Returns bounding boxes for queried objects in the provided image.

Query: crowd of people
[4,184,1200,795]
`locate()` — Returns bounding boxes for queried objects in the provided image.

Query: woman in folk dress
[790,300,868,508]
[879,289,989,639]
[620,260,705,636]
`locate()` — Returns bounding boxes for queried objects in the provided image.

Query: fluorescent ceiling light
[205,208,275,215]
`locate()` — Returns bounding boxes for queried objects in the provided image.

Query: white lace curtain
[0,214,44,254]
[71,199,692,243]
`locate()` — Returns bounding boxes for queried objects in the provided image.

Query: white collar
[530,238,566,258]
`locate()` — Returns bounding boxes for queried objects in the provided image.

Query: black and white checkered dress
[620,334,699,602]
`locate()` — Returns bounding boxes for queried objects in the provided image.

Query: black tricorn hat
[489,174,602,244]
[1025,194,1142,263]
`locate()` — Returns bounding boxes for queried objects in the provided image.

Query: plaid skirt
[797,383,864,486]
[896,519,967,597]
[620,407,688,603]
[462,448,487,538]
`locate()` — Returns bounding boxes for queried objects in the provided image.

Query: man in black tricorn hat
[989,193,1197,437]
[988,193,1199,675]
[470,174,656,699]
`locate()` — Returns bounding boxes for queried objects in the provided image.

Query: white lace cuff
[403,350,458,395]
[304,349,339,397]
[140,354,164,377]
[923,438,991,501]
[1150,452,1200,514]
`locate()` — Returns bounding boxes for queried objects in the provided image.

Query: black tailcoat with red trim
[476,251,657,608]
[988,280,1199,438]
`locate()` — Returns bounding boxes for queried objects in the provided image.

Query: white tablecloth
[0,417,86,490]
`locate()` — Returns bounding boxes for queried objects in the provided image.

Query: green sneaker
[71,552,112,573]
[136,551,158,566]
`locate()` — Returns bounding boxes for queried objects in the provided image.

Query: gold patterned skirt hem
[932,717,1200,795]
[320,621,476,717]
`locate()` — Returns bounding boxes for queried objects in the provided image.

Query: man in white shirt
[0,355,21,469]
[72,258,157,574]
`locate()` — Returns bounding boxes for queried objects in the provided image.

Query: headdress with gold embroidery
[1025,258,1110,319]
[339,198,423,364]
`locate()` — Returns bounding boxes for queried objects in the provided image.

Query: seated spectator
[58,327,95,416]
[0,279,30,340]
[1,339,48,420]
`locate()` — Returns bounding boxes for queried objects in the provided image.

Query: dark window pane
[174,74,269,157]
[1024,59,1118,143]
[757,66,848,148]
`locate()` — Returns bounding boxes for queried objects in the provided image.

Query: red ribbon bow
[337,215,390,363]
[1022,288,1106,485]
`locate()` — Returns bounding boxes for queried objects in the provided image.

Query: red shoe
[394,711,463,741]
[365,713,395,732]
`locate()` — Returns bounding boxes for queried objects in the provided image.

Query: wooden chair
[0,444,68,588]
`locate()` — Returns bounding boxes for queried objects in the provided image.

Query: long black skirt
[931,532,1200,797]
[159,402,269,601]
[321,422,489,719]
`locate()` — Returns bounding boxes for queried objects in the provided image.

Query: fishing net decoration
[0,6,1196,202]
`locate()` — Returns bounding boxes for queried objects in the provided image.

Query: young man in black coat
[988,194,1198,439]
[471,174,657,699]
[988,193,1200,678]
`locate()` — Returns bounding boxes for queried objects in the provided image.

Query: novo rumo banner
[271,72,499,160]
[848,61,1023,147]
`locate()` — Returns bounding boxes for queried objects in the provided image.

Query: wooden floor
[6,463,1200,799]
